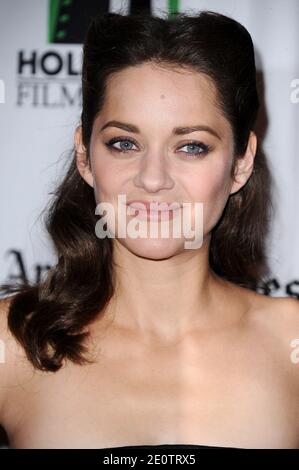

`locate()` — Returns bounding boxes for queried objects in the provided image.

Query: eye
[178,140,212,159]
[105,137,138,153]
[104,137,213,159]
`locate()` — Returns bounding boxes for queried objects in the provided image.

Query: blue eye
[105,137,137,153]
[178,141,212,158]
[105,137,212,159]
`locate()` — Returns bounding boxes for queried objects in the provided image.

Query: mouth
[126,200,182,210]
[125,201,182,221]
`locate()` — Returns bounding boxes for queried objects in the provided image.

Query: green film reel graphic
[48,0,180,44]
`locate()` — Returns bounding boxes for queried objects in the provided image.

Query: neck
[106,237,228,343]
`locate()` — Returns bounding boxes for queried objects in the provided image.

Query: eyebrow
[99,120,221,140]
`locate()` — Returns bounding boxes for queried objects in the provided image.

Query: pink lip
[126,200,181,211]
[125,200,181,221]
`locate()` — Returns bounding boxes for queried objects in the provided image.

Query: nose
[133,150,174,193]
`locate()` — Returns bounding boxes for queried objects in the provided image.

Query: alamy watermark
[290,338,299,364]
[94,194,204,249]
[290,78,299,103]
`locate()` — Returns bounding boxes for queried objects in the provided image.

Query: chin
[117,237,185,260]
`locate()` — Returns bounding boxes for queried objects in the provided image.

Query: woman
[0,10,298,450]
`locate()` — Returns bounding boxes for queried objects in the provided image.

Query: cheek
[186,161,232,232]
[90,155,125,204]
[188,160,231,200]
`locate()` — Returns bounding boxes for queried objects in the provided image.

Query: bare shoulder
[0,296,35,420]
[222,278,299,334]
[263,294,299,356]
[244,290,299,381]
[247,291,299,335]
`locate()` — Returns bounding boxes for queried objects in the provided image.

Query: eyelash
[104,137,213,159]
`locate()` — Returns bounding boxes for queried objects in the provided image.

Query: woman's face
[76,62,256,260]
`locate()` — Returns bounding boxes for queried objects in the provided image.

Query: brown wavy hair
[0,10,274,372]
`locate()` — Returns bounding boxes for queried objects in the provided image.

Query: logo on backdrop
[15,0,179,108]
[4,248,299,299]
[5,250,51,285]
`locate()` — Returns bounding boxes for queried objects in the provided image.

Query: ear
[229,131,257,196]
[74,125,94,188]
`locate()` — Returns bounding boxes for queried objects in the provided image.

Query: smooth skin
[0,63,299,449]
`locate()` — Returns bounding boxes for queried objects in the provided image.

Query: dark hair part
[0,10,273,372]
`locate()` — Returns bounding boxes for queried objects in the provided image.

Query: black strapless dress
[103,443,242,449]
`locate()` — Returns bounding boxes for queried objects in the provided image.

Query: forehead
[98,62,232,136]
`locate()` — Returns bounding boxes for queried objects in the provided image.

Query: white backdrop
[0,0,298,297]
